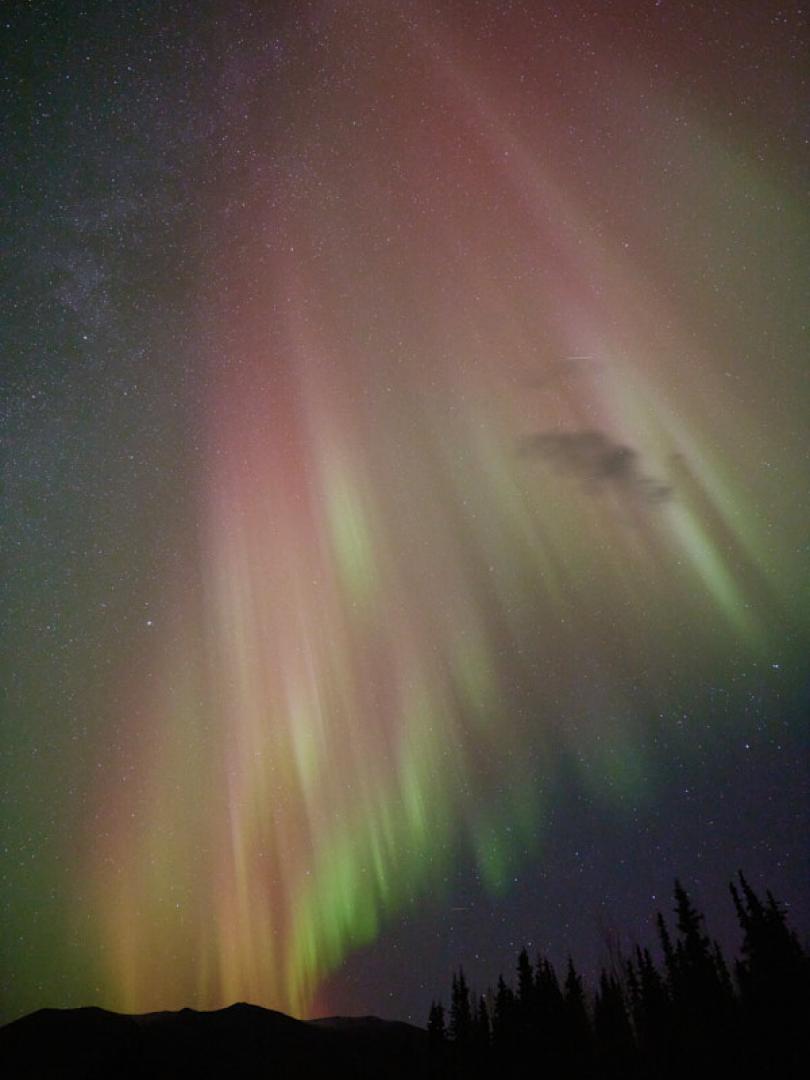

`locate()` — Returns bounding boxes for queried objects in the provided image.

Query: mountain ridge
[0,1001,428,1078]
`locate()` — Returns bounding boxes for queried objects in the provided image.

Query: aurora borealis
[2,1,808,1027]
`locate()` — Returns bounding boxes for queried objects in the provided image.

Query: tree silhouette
[535,956,566,1074]
[514,947,534,1059]
[470,994,491,1078]
[491,974,517,1074]
[427,1000,446,1078]
[731,871,810,1077]
[594,970,637,1079]
[627,945,671,1077]
[659,880,736,1073]
[562,957,593,1077]
[449,968,472,1046]
[516,947,534,1012]
[427,999,445,1046]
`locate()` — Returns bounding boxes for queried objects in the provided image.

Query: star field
[1,0,808,1026]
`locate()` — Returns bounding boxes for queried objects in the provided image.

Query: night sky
[2,0,808,1028]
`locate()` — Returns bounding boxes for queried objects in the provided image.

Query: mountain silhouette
[0,1002,428,1079]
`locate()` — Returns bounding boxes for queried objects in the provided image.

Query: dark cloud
[518,430,671,504]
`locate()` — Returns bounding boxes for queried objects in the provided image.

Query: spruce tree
[449,967,472,1046]
[661,881,735,1075]
[628,945,671,1077]
[535,956,565,1073]
[428,1000,446,1046]
[492,974,517,1075]
[563,958,593,1076]
[731,872,809,1077]
[594,970,638,1079]
[471,993,491,1073]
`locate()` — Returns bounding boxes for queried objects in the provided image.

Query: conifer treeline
[427,874,808,1078]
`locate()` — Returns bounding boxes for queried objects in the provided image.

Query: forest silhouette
[426,873,808,1079]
